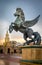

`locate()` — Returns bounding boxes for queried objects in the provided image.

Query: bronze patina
[9,8,41,45]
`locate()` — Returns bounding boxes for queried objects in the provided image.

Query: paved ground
[0,54,22,65]
[0,59,20,65]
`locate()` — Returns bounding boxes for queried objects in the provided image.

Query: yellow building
[3,31,16,54]
[0,31,22,54]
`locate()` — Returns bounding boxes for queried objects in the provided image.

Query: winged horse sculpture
[9,8,41,45]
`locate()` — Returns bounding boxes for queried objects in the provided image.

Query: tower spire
[4,31,10,47]
[5,31,10,43]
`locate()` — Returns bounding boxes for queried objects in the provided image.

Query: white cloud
[0,20,10,39]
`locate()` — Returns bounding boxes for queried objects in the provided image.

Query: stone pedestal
[20,45,42,65]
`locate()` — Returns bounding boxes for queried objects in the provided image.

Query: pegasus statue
[9,8,41,45]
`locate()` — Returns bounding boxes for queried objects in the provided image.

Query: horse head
[14,8,25,21]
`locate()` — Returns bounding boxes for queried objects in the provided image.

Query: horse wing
[22,15,40,27]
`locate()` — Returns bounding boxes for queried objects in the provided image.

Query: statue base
[20,45,42,65]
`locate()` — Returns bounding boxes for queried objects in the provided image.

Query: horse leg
[23,33,34,45]
[33,32,41,45]
[9,25,13,33]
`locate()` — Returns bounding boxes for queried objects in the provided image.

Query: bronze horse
[9,8,41,45]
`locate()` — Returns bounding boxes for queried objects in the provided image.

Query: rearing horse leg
[9,22,14,33]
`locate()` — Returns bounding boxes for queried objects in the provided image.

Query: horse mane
[16,8,25,21]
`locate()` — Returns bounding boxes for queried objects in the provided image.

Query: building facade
[0,31,18,54]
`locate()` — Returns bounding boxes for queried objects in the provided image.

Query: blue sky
[0,0,42,43]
